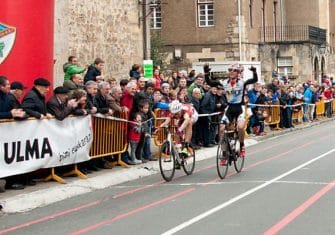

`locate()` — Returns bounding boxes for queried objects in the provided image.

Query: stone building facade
[153,0,335,84]
[54,0,144,85]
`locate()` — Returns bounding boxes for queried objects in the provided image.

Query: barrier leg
[63,164,88,179]
[114,153,129,168]
[44,168,66,184]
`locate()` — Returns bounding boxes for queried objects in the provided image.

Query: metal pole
[142,0,148,59]
[238,0,242,61]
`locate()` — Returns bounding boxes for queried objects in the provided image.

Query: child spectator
[128,113,143,165]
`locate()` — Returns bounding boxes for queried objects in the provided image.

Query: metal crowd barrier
[264,101,281,129]
[90,112,128,167]
[315,99,325,118]
[291,101,303,124]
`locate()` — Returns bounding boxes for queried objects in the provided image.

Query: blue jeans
[142,136,152,160]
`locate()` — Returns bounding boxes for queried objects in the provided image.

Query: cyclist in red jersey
[158,100,197,148]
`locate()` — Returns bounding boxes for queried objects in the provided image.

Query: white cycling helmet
[169,100,183,114]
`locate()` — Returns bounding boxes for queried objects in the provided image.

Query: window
[197,0,214,27]
[277,57,293,76]
[151,0,162,29]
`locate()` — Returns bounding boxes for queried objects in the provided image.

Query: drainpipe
[142,0,148,59]
[238,0,242,61]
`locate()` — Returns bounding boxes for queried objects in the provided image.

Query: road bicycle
[216,121,244,179]
[158,126,195,182]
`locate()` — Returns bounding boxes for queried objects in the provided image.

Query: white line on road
[162,148,335,235]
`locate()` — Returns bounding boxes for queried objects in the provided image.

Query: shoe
[210,141,218,145]
[142,159,149,163]
[148,157,157,161]
[239,146,246,158]
[5,183,25,190]
[134,159,142,164]
[0,179,5,193]
[127,161,137,165]
[103,161,114,169]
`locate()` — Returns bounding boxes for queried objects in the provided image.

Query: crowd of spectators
[1,55,334,193]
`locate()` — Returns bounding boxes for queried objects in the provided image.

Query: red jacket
[120,90,134,118]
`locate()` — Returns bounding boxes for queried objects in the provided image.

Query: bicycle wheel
[216,137,229,179]
[233,141,245,173]
[159,140,176,182]
[181,146,195,175]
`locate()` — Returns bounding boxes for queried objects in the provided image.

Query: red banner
[0,0,54,94]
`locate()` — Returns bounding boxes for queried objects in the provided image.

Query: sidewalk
[0,118,333,214]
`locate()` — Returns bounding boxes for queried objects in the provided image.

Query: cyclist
[204,63,258,159]
[158,100,197,153]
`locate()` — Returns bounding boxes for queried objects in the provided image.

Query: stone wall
[54,0,143,86]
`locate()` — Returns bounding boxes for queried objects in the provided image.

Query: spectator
[120,79,129,95]
[129,64,141,80]
[0,76,26,191]
[71,89,90,116]
[8,81,27,110]
[128,112,143,165]
[152,68,161,89]
[94,81,113,115]
[0,76,26,119]
[137,76,146,92]
[187,74,205,99]
[120,81,137,117]
[47,86,78,121]
[200,82,218,147]
[63,56,86,81]
[84,58,104,84]
[109,86,125,114]
[85,81,98,114]
[63,73,84,94]
[106,77,117,89]
[22,78,53,119]
[189,88,202,149]
[138,100,154,162]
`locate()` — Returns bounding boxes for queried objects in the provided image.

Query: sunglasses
[228,68,239,72]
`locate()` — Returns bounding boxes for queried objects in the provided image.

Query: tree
[150,33,168,69]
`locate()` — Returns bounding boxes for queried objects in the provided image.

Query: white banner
[0,116,93,178]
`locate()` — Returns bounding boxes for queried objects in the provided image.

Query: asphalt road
[1,121,335,235]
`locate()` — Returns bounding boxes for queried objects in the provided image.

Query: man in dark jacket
[22,78,53,119]
[0,76,26,119]
[84,81,98,114]
[84,58,104,84]
[8,81,27,109]
[200,82,219,147]
[94,81,113,115]
[47,86,78,121]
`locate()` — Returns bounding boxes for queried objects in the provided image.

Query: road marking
[70,188,195,235]
[162,148,335,235]
[264,179,335,235]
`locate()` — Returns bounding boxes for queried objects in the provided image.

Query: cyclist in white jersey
[204,63,258,157]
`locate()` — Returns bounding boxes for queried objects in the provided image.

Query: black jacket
[22,87,47,119]
[94,91,110,114]
[84,65,101,83]
[0,90,11,119]
[47,96,73,121]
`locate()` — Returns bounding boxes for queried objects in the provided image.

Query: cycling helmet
[169,100,183,114]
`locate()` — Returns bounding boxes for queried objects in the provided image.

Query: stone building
[152,0,335,83]
[54,0,145,85]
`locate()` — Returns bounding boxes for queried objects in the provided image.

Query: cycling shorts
[220,104,245,125]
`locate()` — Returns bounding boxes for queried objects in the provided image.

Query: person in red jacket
[128,113,143,165]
